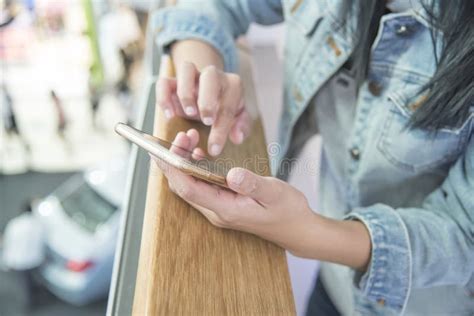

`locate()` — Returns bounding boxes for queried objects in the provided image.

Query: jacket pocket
[377,87,472,174]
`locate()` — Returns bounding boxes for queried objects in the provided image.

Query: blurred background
[1,0,146,314]
[0,1,320,315]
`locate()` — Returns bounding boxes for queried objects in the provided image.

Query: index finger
[176,62,199,117]
[207,75,242,156]
[198,66,222,125]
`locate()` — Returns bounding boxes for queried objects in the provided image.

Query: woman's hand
[155,40,252,157]
[152,129,372,271]
[152,128,318,257]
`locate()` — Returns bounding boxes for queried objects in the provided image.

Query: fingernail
[236,131,244,144]
[185,106,196,116]
[202,117,214,126]
[164,109,172,119]
[210,144,221,156]
[230,169,245,186]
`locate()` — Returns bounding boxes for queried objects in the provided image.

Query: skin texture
[154,40,372,271]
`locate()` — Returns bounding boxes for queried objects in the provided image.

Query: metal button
[368,81,382,96]
[396,24,412,36]
[350,147,361,160]
[377,298,386,306]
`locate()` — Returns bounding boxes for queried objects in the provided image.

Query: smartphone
[115,123,228,187]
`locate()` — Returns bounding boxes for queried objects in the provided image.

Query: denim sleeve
[346,132,474,314]
[150,0,283,72]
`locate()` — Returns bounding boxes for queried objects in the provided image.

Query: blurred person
[36,0,64,33]
[117,47,133,95]
[0,0,35,61]
[151,0,474,315]
[2,84,20,137]
[88,79,102,130]
[50,90,68,142]
[0,0,17,28]
[23,0,35,13]
[1,84,30,154]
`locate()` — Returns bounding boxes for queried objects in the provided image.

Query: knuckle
[220,106,235,119]
[217,210,236,226]
[247,181,259,195]
[201,65,218,76]
[177,91,194,105]
[180,61,195,71]
[236,196,252,209]
[201,103,215,112]
[200,106,215,117]
[176,183,193,200]
[197,97,217,112]
[269,178,283,195]
[226,73,242,89]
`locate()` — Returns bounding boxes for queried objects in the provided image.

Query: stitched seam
[390,209,412,315]
[378,101,467,172]
[370,63,433,82]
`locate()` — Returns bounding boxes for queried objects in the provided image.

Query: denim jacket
[150,1,474,315]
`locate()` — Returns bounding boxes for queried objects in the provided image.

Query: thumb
[226,167,278,205]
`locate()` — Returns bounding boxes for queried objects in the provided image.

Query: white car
[32,158,128,305]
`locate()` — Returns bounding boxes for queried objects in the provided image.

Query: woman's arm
[151,129,372,272]
[155,129,474,314]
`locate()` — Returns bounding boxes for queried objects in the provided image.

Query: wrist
[292,213,371,271]
[171,39,224,71]
[283,211,327,258]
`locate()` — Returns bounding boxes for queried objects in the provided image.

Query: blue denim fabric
[150,1,474,315]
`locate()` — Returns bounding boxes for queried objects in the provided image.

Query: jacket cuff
[345,204,412,314]
[150,8,238,72]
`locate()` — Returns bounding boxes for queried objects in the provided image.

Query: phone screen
[115,123,229,187]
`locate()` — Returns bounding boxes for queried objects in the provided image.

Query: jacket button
[396,24,412,36]
[368,81,382,96]
[350,147,360,160]
[155,25,164,34]
[292,87,304,103]
[377,298,386,306]
[327,36,342,57]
